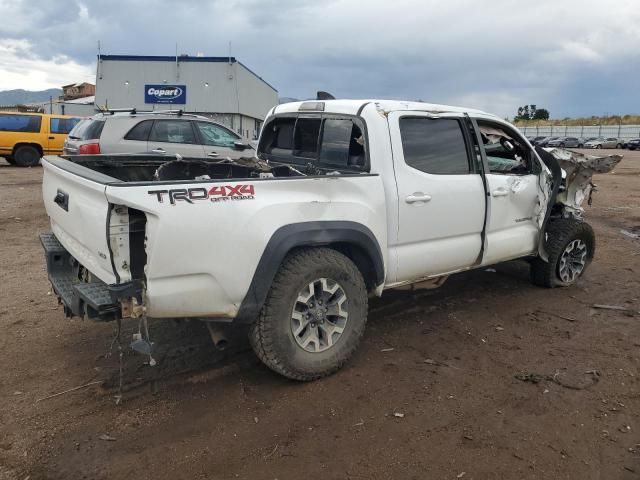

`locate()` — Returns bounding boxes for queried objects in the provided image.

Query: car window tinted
[319,119,365,168]
[195,121,238,147]
[399,117,470,174]
[50,117,81,134]
[69,119,105,140]
[0,114,41,133]
[125,120,153,141]
[149,120,197,144]
[294,118,321,158]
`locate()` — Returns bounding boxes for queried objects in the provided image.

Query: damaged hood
[544,148,623,216]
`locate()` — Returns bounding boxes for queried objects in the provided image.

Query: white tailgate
[42,159,117,284]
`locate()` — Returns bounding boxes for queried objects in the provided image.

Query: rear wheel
[13,145,41,167]
[530,219,595,288]
[560,142,565,148]
[249,248,368,381]
[596,144,602,149]
[616,143,623,149]
[578,144,584,148]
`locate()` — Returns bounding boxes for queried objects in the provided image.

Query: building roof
[62,82,94,88]
[64,95,95,104]
[99,54,277,92]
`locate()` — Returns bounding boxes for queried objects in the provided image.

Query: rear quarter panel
[105,175,387,319]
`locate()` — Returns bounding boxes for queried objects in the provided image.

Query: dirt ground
[0,150,639,480]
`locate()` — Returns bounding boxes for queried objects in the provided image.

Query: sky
[0,0,639,119]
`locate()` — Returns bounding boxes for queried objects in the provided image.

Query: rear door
[47,117,81,155]
[388,111,486,282]
[147,119,205,157]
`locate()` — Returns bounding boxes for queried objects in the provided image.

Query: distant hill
[0,88,62,106]
[278,97,300,104]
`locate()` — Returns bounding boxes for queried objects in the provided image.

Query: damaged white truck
[40,100,621,381]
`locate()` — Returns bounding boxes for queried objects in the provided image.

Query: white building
[95,54,278,139]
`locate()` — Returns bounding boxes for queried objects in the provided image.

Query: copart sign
[144,84,186,104]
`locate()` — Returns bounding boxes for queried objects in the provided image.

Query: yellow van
[0,112,83,166]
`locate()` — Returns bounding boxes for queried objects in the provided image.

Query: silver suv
[63,110,255,159]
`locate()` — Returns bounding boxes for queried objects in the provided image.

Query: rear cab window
[258,114,368,172]
[0,113,42,133]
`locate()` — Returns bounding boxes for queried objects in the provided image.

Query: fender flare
[235,221,384,323]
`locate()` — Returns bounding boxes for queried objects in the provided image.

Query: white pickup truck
[40,99,621,381]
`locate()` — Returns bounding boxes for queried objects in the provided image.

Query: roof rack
[97,108,207,119]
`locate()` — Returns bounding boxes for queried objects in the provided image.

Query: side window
[50,118,81,134]
[0,114,42,133]
[125,120,153,141]
[149,120,197,144]
[195,122,238,148]
[319,119,365,168]
[399,117,470,175]
[477,121,533,175]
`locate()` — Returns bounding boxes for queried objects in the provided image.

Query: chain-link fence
[517,124,640,141]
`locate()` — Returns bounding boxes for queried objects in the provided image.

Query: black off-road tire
[249,247,368,381]
[13,145,41,167]
[530,219,595,288]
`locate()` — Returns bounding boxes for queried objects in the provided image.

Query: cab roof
[272,99,498,119]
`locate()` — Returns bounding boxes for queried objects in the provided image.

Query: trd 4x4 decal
[148,185,256,205]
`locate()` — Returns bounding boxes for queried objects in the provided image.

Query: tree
[514,104,550,121]
[532,108,549,120]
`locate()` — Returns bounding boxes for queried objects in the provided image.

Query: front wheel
[578,144,584,148]
[530,219,595,288]
[616,143,623,149]
[596,144,602,149]
[249,248,368,381]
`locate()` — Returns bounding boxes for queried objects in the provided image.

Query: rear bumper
[41,232,142,321]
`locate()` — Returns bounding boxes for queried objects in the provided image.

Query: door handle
[405,193,432,204]
[151,148,166,154]
[48,136,55,140]
[207,151,219,157]
[492,188,509,197]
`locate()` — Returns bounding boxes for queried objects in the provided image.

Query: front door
[472,119,543,265]
[388,112,486,284]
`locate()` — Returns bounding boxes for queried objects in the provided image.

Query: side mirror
[233,140,250,150]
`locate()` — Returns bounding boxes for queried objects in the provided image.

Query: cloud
[0,39,94,90]
[1,0,639,117]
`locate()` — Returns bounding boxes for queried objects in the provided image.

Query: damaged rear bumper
[40,232,143,321]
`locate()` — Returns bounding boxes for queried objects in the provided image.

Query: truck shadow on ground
[100,258,538,396]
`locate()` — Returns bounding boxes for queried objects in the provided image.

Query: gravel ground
[0,150,639,480]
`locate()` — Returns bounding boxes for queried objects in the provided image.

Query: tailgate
[42,158,117,284]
